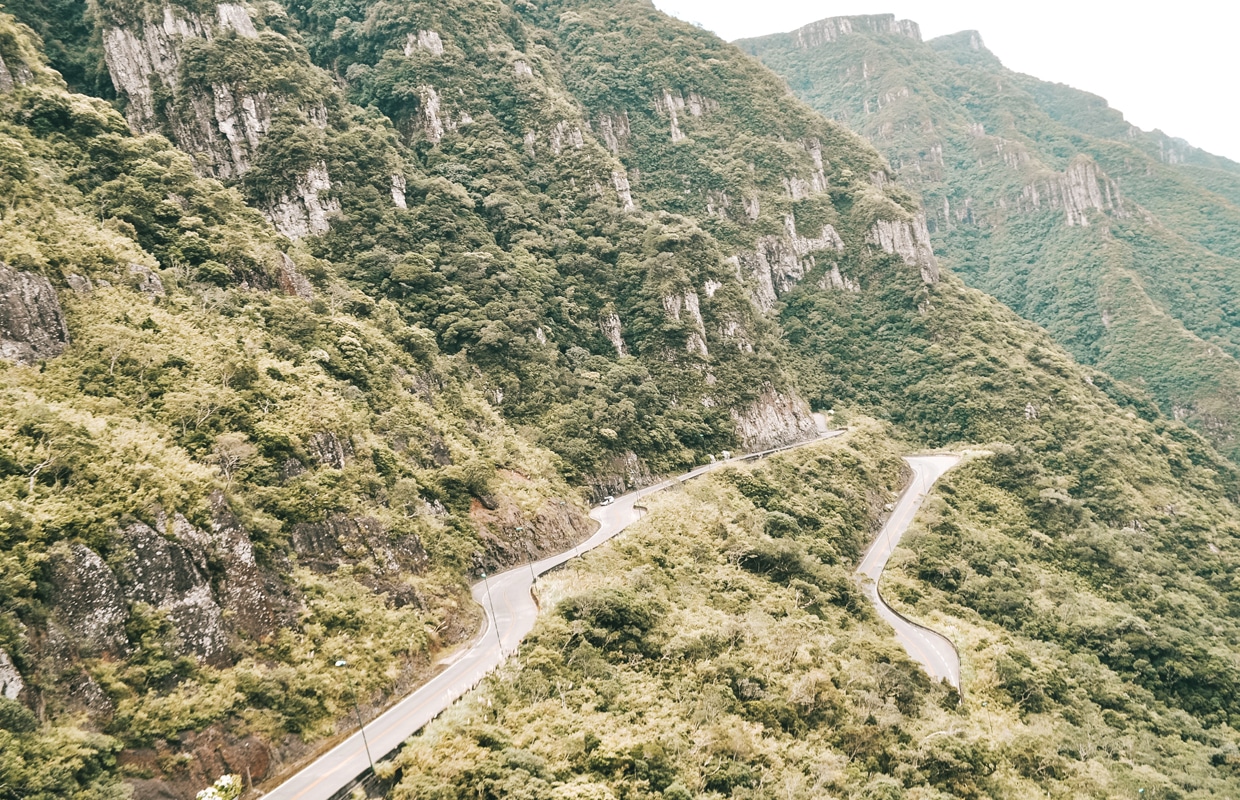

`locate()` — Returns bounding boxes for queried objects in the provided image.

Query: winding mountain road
[857,455,961,688]
[260,430,845,800]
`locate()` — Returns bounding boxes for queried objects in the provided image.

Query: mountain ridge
[4,2,1240,798]
[740,14,1240,460]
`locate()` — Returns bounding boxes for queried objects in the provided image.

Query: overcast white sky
[653,0,1240,163]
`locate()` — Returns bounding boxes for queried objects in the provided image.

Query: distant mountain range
[742,14,1240,459]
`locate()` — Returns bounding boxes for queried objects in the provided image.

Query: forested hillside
[740,15,1240,461]
[1,1,1240,798]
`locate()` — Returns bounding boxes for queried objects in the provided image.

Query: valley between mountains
[0,1,1239,798]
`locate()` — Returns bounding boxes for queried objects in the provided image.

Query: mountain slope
[740,16,1240,460]
[4,2,1240,799]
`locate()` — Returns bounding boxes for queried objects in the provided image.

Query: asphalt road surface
[260,429,845,800]
[857,454,961,688]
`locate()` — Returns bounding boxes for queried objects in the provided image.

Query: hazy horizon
[654,0,1240,164]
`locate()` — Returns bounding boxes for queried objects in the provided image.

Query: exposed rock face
[128,263,166,298]
[291,514,428,577]
[865,213,939,284]
[550,120,585,155]
[0,649,22,700]
[391,174,408,209]
[99,3,338,237]
[470,495,592,572]
[307,430,353,469]
[599,311,628,356]
[0,47,34,92]
[655,89,687,143]
[0,54,13,92]
[0,263,69,364]
[200,497,293,638]
[405,30,444,57]
[48,544,131,657]
[662,290,709,356]
[792,14,921,49]
[736,218,846,311]
[590,450,654,500]
[421,85,446,142]
[597,112,631,153]
[267,163,339,239]
[821,262,860,292]
[101,5,267,178]
[731,384,819,451]
[277,253,314,300]
[119,522,229,662]
[1016,157,1128,227]
[612,170,636,211]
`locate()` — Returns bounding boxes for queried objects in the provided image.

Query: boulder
[48,543,130,657]
[0,263,69,363]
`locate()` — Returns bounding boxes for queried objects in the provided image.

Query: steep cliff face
[865,213,939,284]
[100,3,264,176]
[791,14,922,49]
[730,384,820,451]
[742,14,1240,459]
[0,263,68,363]
[97,1,339,237]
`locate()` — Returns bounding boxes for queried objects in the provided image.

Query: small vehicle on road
[601,495,615,506]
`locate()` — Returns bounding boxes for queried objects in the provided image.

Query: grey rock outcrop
[0,649,22,700]
[128,263,166,298]
[266,162,339,239]
[0,263,69,364]
[0,50,33,93]
[277,253,314,300]
[101,6,261,177]
[792,14,921,49]
[655,89,687,143]
[99,4,339,238]
[596,111,631,153]
[736,217,847,311]
[406,30,444,57]
[865,213,940,284]
[119,522,229,662]
[612,170,636,211]
[731,384,819,451]
[200,496,292,639]
[307,430,353,469]
[1016,157,1129,228]
[590,450,655,500]
[291,515,428,576]
[0,54,12,93]
[48,544,130,657]
[550,120,585,155]
[391,174,408,209]
[599,310,628,357]
[663,290,709,357]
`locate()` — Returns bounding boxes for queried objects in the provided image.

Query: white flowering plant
[196,774,242,800]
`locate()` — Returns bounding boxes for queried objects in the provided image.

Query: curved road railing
[856,455,961,688]
[259,430,847,800]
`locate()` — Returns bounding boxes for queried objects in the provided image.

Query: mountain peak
[928,29,1003,67]
[790,14,922,49]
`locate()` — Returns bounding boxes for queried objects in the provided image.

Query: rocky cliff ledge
[792,15,922,49]
[731,384,820,451]
[865,213,940,284]
[99,2,338,237]
[0,263,68,364]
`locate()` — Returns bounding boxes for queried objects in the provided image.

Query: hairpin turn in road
[260,432,960,800]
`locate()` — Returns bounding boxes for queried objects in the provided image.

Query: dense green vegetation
[3,1,1240,798]
[0,14,590,796]
[393,428,1240,798]
[741,17,1240,460]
